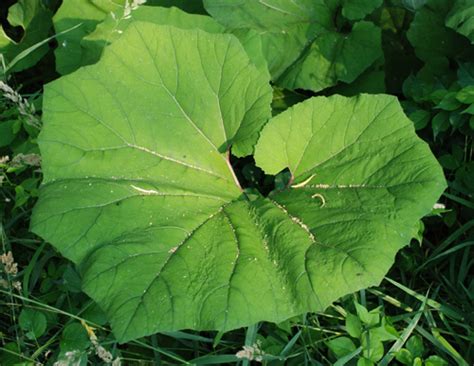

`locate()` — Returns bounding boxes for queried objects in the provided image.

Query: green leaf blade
[255,94,446,307]
[278,21,382,92]
[81,198,304,341]
[0,0,52,71]
[342,0,383,20]
[53,0,119,74]
[81,5,226,69]
[33,22,272,261]
[446,0,474,43]
[32,24,445,343]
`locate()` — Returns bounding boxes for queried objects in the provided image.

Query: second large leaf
[32,23,445,342]
[204,0,383,92]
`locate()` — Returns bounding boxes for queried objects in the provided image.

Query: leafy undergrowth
[1,0,473,365]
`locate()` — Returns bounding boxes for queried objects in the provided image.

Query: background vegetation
[0,0,472,365]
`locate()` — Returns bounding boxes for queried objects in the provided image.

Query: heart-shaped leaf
[32,23,445,342]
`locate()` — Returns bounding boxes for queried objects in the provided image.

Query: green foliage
[53,0,125,74]
[82,6,225,68]
[326,301,399,364]
[407,0,470,64]
[32,16,444,340]
[0,0,53,72]
[342,0,384,21]
[446,0,474,43]
[18,308,47,339]
[204,0,385,92]
[395,335,449,365]
[53,0,208,75]
[0,0,473,364]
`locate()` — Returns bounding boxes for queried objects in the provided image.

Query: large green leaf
[342,0,383,21]
[149,0,206,14]
[407,0,470,63]
[446,0,474,43]
[53,0,124,75]
[61,5,269,79]
[203,0,383,91]
[53,0,209,75]
[32,23,445,342]
[0,0,52,71]
[203,0,333,31]
[203,1,329,80]
[278,21,382,91]
[81,6,225,68]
